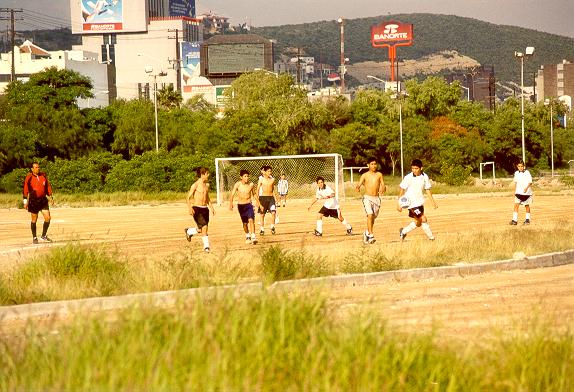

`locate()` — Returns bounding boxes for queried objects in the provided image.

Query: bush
[0,167,29,193]
[437,163,473,186]
[260,245,329,284]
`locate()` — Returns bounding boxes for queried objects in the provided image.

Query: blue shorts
[238,203,255,223]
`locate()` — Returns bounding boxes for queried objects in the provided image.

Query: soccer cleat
[40,236,52,243]
[271,226,276,235]
[523,219,530,225]
[251,238,258,245]
[32,237,39,244]
[185,228,192,242]
[368,235,376,244]
[429,237,435,241]
[363,231,369,244]
[509,220,518,226]
[245,237,252,244]
[314,229,322,237]
[204,247,210,253]
[346,227,353,236]
[260,228,265,236]
[399,228,407,241]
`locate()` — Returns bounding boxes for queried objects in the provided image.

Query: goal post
[215,154,345,205]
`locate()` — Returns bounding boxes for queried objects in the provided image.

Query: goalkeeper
[397,159,438,241]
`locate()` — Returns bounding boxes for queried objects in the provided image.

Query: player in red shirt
[22,162,54,244]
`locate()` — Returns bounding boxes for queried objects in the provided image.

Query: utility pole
[296,47,302,84]
[0,8,23,82]
[168,29,181,93]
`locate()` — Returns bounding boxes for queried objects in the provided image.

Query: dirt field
[1,193,573,338]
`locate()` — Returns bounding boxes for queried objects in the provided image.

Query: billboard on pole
[71,0,148,34]
[371,21,413,47]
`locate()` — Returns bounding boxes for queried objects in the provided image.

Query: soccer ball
[186,227,198,236]
[398,196,411,209]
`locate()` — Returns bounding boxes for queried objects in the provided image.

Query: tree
[157,84,183,109]
[110,99,155,158]
[405,77,461,119]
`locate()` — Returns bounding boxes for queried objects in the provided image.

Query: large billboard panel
[169,0,195,17]
[371,21,413,47]
[207,44,265,74]
[71,0,148,34]
[181,41,202,92]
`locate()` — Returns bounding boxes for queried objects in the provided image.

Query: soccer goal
[215,154,345,205]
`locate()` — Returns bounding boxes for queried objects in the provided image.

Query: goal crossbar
[215,154,344,205]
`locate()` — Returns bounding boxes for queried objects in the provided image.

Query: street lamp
[367,74,404,177]
[144,65,167,153]
[514,46,535,164]
[337,17,345,94]
[544,99,555,177]
[461,85,470,101]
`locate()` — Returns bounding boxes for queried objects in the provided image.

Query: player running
[229,169,260,245]
[257,165,278,235]
[397,159,438,241]
[308,177,352,237]
[185,167,216,252]
[355,157,386,244]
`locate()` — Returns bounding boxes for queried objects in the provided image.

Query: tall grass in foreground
[0,293,572,390]
[1,222,573,305]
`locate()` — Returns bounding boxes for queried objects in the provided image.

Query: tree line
[0,67,572,193]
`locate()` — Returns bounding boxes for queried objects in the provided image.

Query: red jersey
[23,172,52,200]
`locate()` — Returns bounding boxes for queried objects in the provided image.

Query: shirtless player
[355,157,386,244]
[229,169,260,245]
[185,167,216,252]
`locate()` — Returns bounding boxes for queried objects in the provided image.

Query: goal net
[215,154,344,205]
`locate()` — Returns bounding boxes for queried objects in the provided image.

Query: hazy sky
[6,0,574,38]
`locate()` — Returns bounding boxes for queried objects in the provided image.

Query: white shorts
[362,195,381,217]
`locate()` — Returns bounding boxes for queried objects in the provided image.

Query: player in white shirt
[510,161,533,225]
[277,174,289,207]
[308,177,352,236]
[397,159,438,241]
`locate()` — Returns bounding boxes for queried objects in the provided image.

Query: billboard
[371,21,413,47]
[169,0,195,17]
[71,0,148,34]
[181,41,202,93]
[207,44,266,74]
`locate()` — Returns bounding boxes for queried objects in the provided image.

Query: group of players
[21,160,533,251]
[184,157,442,253]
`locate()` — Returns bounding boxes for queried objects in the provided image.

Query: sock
[251,233,256,241]
[402,221,417,235]
[316,220,323,233]
[512,212,518,222]
[422,222,434,239]
[201,236,210,249]
[341,219,351,229]
[31,222,37,238]
[42,221,50,237]
[525,213,531,220]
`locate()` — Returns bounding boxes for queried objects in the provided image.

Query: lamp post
[514,46,535,164]
[544,99,555,177]
[144,66,167,153]
[367,74,404,177]
[337,17,345,94]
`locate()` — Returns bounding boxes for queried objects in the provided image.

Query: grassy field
[1,292,572,390]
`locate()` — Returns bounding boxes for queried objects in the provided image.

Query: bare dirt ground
[1,193,573,339]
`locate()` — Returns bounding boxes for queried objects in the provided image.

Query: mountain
[252,13,574,85]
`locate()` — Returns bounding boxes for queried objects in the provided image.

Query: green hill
[252,13,574,84]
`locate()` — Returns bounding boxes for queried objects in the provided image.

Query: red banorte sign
[371,21,413,47]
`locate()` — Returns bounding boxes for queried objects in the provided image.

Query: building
[446,65,496,110]
[0,40,109,107]
[536,60,574,109]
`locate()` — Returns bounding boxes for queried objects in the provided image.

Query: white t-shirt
[316,185,338,209]
[399,172,432,208]
[513,170,533,195]
[278,179,289,195]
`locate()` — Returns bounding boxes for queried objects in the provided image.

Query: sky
[5,0,574,38]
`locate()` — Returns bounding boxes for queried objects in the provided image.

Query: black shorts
[193,206,210,229]
[28,197,49,214]
[238,203,255,223]
[408,205,425,219]
[319,206,339,219]
[258,196,276,214]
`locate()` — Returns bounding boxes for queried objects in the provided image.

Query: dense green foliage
[1,68,573,193]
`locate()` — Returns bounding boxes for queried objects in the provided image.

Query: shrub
[437,163,473,186]
[260,245,329,284]
[0,167,29,193]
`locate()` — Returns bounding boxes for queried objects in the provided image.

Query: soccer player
[277,174,289,207]
[22,162,54,244]
[185,167,216,252]
[229,169,260,245]
[510,161,533,225]
[308,177,352,237]
[355,157,386,244]
[397,159,438,241]
[257,165,278,235]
